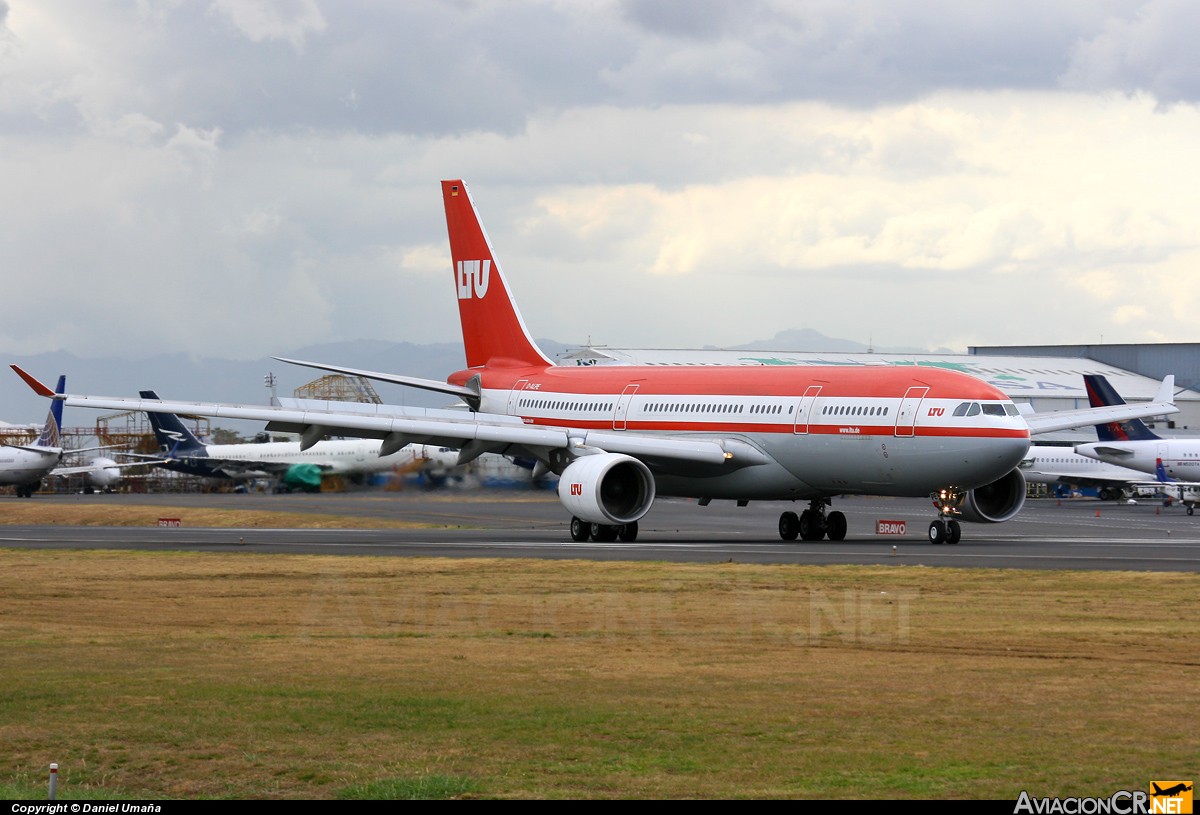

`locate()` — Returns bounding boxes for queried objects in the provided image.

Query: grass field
[1,505,1198,800]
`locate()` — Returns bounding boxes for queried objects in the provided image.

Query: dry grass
[2,545,1198,800]
[0,502,436,529]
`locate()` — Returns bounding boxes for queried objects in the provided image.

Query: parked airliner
[0,376,68,496]
[9,180,1178,542]
[1074,373,1200,513]
[1076,374,1200,479]
[52,456,150,493]
[2,376,152,496]
[132,390,460,487]
[1020,444,1172,501]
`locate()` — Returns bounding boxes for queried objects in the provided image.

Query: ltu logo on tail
[457,260,491,300]
[1151,782,1193,814]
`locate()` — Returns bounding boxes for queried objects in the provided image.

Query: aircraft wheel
[946,519,961,544]
[928,519,947,544]
[1188,506,1195,517]
[569,517,590,542]
[825,511,847,541]
[1099,487,1112,501]
[617,521,639,542]
[799,510,824,541]
[778,511,799,541]
[590,523,619,543]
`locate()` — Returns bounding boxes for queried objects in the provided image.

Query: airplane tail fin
[33,375,66,448]
[441,180,553,369]
[1154,458,1176,483]
[1083,374,1163,442]
[139,390,206,455]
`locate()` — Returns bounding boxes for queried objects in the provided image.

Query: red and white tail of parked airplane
[10,179,1178,543]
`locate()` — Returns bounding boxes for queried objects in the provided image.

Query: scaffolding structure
[294,374,382,404]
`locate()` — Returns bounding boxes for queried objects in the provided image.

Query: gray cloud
[3,1,1200,363]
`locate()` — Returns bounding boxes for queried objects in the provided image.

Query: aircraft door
[894,386,929,438]
[793,386,823,434]
[507,380,529,415]
[613,384,640,430]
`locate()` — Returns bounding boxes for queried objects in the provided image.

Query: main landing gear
[570,517,639,543]
[928,488,963,545]
[778,499,847,542]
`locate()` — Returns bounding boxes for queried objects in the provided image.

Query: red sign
[876,519,906,535]
[157,518,182,527]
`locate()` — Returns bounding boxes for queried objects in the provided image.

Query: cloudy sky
[4,0,1200,362]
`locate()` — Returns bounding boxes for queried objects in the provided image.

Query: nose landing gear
[929,488,963,544]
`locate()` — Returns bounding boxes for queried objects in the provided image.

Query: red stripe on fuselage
[510,418,1028,439]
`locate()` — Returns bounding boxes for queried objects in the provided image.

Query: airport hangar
[558,342,1200,445]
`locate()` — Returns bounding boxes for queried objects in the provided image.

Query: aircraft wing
[1025,470,1147,489]
[11,366,753,470]
[50,459,169,477]
[1024,376,1177,435]
[177,455,293,477]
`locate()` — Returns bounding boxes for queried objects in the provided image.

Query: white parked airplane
[1020,444,1173,501]
[50,455,157,493]
[1071,373,1200,513]
[9,180,1180,542]
[1075,374,1200,480]
[129,391,460,488]
[1,375,69,497]
[2,376,153,496]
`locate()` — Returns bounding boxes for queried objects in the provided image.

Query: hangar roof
[555,347,1200,404]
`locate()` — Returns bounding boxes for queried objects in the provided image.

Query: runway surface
[4,490,1200,571]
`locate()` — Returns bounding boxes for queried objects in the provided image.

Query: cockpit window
[953,401,1016,418]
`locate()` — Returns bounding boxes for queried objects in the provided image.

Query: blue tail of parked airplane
[1082,374,1163,442]
[139,390,207,455]
[1154,458,1176,484]
[33,376,66,448]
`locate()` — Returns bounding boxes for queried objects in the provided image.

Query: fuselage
[0,446,62,486]
[1076,439,1200,481]
[84,457,122,489]
[450,363,1031,500]
[1019,445,1153,486]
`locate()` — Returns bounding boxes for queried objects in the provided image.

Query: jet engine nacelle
[959,467,1027,523]
[557,453,656,525]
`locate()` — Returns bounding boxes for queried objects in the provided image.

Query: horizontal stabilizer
[273,357,481,409]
